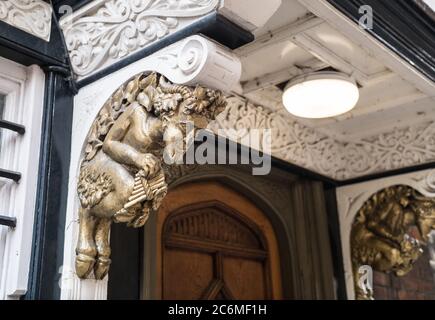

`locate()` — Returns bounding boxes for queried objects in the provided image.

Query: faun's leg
[76,208,97,278]
[94,218,112,280]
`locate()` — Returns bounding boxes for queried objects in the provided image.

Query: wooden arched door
[156,181,282,300]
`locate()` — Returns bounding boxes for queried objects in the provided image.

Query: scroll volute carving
[75,72,226,280]
[351,186,435,300]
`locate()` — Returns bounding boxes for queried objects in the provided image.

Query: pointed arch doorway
[155,181,283,300]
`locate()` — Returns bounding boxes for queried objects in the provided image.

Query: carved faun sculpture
[351,186,435,300]
[76,72,226,279]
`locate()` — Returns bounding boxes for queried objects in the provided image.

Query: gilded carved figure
[351,186,435,300]
[76,72,226,279]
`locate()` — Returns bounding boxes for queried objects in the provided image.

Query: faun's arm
[103,110,144,169]
[366,204,402,243]
[367,220,399,242]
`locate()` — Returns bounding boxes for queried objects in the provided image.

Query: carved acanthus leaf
[61,0,219,76]
[0,0,52,41]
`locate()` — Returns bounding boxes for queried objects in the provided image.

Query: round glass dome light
[282,71,360,119]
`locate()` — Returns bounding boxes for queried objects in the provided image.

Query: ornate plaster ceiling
[226,0,435,181]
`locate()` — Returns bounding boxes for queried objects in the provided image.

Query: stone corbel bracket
[61,34,241,300]
[155,36,241,92]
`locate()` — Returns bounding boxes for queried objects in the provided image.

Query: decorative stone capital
[0,0,52,41]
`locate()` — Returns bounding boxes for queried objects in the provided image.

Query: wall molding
[0,0,52,42]
[210,96,435,181]
[60,0,220,78]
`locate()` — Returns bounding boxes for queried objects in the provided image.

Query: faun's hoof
[75,254,96,279]
[113,208,136,224]
[128,211,150,228]
[94,257,111,280]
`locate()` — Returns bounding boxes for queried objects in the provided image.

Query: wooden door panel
[157,182,283,300]
[163,249,214,300]
[223,257,267,300]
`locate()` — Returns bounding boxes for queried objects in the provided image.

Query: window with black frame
[0,59,46,299]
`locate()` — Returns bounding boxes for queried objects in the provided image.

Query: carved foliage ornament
[75,72,226,280]
[0,0,52,41]
[62,0,219,76]
[210,97,347,178]
[212,97,435,180]
[351,186,435,300]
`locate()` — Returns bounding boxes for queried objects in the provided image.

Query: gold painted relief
[75,72,226,279]
[351,186,435,300]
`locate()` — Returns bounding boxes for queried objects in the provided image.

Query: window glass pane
[0,94,4,153]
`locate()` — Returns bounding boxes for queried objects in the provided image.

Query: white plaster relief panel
[60,0,220,78]
[210,96,435,181]
[0,0,52,41]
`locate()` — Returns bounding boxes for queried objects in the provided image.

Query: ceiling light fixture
[282,71,360,119]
